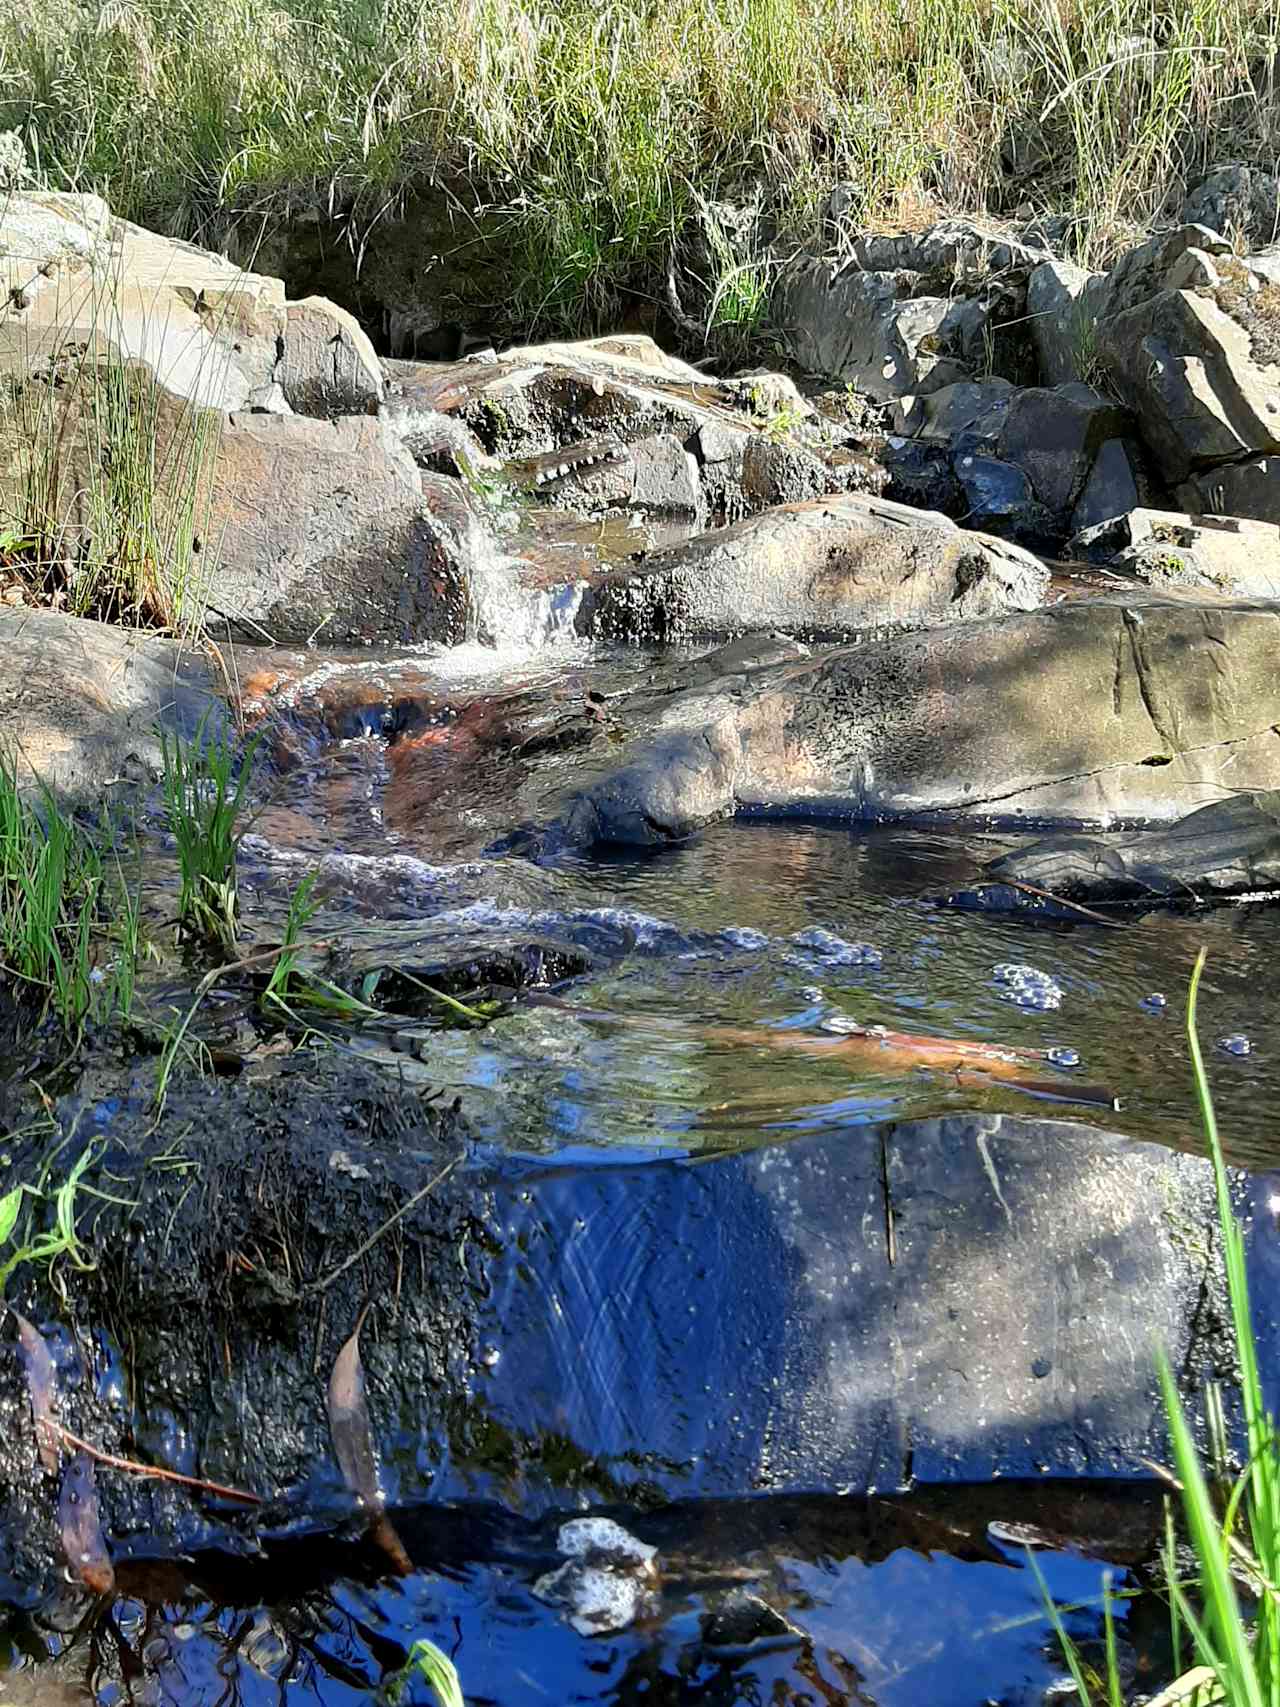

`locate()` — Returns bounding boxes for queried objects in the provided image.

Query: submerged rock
[0,1089,1238,1600]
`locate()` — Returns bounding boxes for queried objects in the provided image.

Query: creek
[4,575,1280,1705]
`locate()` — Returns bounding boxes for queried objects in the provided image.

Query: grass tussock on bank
[4,0,1280,337]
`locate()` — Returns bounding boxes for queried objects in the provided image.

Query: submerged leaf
[58,1453,115,1596]
[327,1309,383,1519]
[14,1312,60,1473]
[327,1309,412,1577]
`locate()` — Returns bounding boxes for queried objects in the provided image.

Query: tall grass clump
[159,713,259,958]
[1044,947,1280,1707]
[3,0,1279,339]
[0,297,218,636]
[0,754,138,1034]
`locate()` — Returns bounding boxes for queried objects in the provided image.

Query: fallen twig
[990,876,1126,929]
[303,1157,460,1295]
[53,1424,262,1505]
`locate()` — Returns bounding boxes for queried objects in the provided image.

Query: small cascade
[463,522,588,652]
[387,401,591,658]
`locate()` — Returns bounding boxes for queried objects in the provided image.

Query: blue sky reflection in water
[397,819,1280,1168]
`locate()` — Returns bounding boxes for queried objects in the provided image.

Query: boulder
[383,338,866,527]
[196,409,463,645]
[279,297,383,415]
[1099,224,1233,322]
[891,380,1141,538]
[997,385,1132,516]
[845,217,1050,280]
[587,492,1049,643]
[0,609,222,806]
[890,380,1014,443]
[980,791,1280,903]
[1184,166,1280,248]
[0,191,384,421]
[773,261,975,398]
[1096,287,1280,483]
[1181,456,1280,525]
[1071,438,1142,533]
[534,598,1280,850]
[0,363,461,646]
[1074,507,1280,598]
[1027,258,1107,385]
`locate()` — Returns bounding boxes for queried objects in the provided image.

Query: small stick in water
[14,1313,61,1474]
[327,1306,412,1577]
[58,1453,115,1597]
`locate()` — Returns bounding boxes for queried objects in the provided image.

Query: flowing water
[7,604,1280,1702]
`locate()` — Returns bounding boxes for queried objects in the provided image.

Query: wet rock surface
[511,598,1280,852]
[0,1074,1235,1598]
[974,791,1280,904]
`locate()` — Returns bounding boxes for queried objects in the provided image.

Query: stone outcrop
[1074,507,1280,597]
[587,491,1049,643]
[0,192,385,418]
[890,379,1142,537]
[0,608,222,805]
[193,408,462,645]
[1184,166,1280,248]
[980,791,1280,903]
[1096,284,1280,485]
[772,218,1045,396]
[525,599,1280,851]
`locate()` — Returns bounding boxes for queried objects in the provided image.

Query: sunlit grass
[6,0,1278,338]
[1044,947,1280,1707]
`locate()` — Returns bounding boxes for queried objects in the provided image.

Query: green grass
[1045,947,1280,1707]
[0,291,219,638]
[5,0,1278,343]
[159,712,260,958]
[382,1638,465,1707]
[0,753,139,1035]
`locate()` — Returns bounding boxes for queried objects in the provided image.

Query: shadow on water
[2,1483,1172,1706]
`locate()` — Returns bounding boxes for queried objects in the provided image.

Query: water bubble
[1046,1046,1080,1069]
[1141,991,1168,1011]
[790,927,882,967]
[1218,1033,1252,1057]
[992,963,1063,1010]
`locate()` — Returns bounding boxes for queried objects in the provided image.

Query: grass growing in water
[5,0,1280,340]
[1044,947,1280,1706]
[160,713,260,958]
[382,1638,465,1707]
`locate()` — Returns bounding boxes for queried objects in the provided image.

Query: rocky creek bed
[6,188,1280,1704]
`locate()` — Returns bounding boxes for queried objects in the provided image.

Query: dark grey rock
[982,791,1280,903]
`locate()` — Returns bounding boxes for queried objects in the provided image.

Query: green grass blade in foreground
[1157,1350,1263,1707]
[1026,1547,1095,1706]
[1188,947,1280,1698]
[383,1638,465,1707]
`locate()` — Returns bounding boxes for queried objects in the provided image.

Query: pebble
[790,927,882,967]
[992,963,1063,1011]
[1218,1033,1252,1057]
[1045,1046,1080,1069]
[1141,992,1168,1011]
